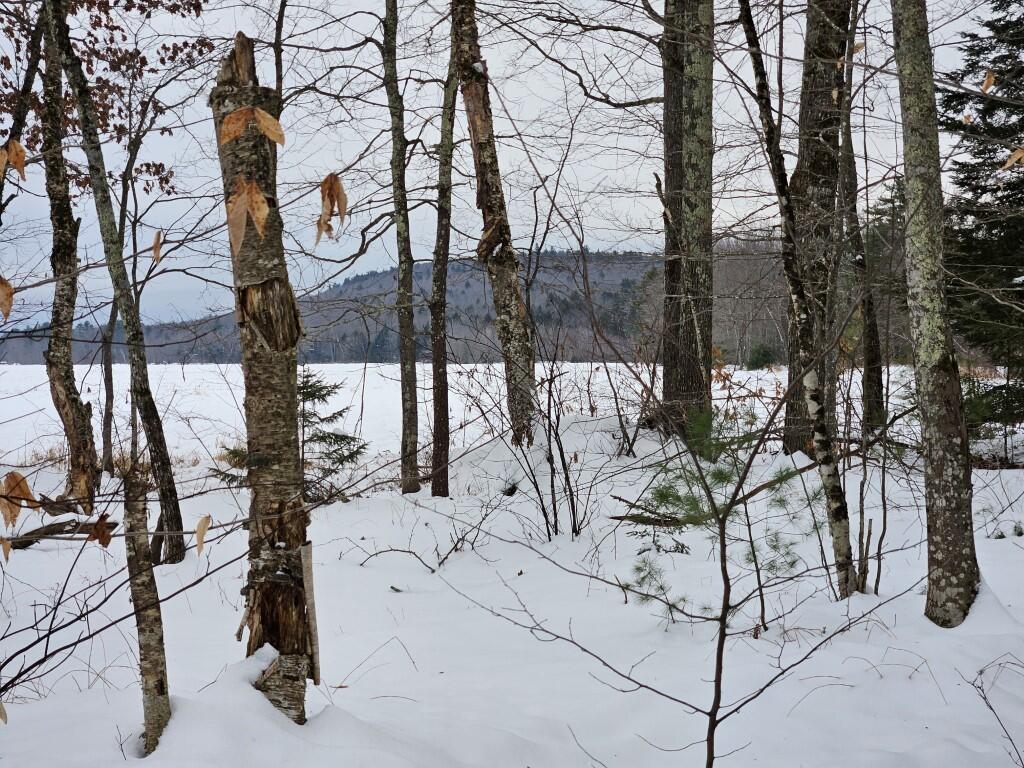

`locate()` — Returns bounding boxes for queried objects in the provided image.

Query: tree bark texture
[784,0,852,454]
[45,0,185,564]
[452,0,536,446]
[101,304,117,474]
[838,5,885,433]
[123,470,171,754]
[890,0,980,627]
[430,28,459,498]
[383,0,421,493]
[210,32,313,721]
[661,0,714,428]
[738,0,857,597]
[40,25,99,514]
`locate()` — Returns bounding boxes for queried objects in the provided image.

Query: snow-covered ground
[1,363,1022,767]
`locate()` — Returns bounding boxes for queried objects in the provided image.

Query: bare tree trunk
[838,5,885,433]
[784,0,852,454]
[211,32,313,721]
[430,27,459,498]
[451,0,535,446]
[738,0,858,597]
[40,24,99,514]
[123,468,171,754]
[383,0,421,493]
[890,0,980,627]
[661,0,714,429]
[45,0,185,564]
[101,304,117,474]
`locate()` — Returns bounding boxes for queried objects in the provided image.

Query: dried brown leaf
[0,699,6,724]
[982,70,996,94]
[195,514,211,557]
[333,175,348,223]
[1,497,17,529]
[852,41,866,55]
[86,512,113,548]
[1000,147,1024,171]
[6,140,26,180]
[219,107,254,145]
[5,472,38,511]
[254,108,285,146]
[152,230,163,264]
[0,276,12,322]
[962,113,974,125]
[226,178,269,256]
[0,148,7,178]
[1,538,9,563]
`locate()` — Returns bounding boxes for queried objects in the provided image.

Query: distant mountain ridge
[0,248,786,365]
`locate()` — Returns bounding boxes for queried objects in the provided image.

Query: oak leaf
[152,230,163,264]
[0,276,12,322]
[195,514,211,556]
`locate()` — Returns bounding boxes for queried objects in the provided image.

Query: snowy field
[1,362,1023,767]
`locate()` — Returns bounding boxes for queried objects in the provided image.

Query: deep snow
[1,363,1022,767]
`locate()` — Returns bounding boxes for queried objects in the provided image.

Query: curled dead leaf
[1,497,17,529]
[86,513,113,548]
[982,70,995,94]
[6,140,26,180]
[4,472,39,513]
[254,108,285,146]
[0,276,12,322]
[152,230,163,264]
[195,514,211,557]
[315,173,347,246]
[1000,147,1024,171]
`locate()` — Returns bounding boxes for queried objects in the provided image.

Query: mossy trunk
[383,0,421,493]
[123,470,171,754]
[785,0,852,455]
[661,0,714,430]
[891,0,980,627]
[210,32,313,721]
[40,24,99,513]
[45,0,184,564]
[430,27,459,497]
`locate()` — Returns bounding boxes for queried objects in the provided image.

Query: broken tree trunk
[45,0,185,564]
[123,469,171,754]
[40,22,99,514]
[890,0,980,627]
[452,0,536,446]
[430,24,459,498]
[382,0,421,493]
[210,32,313,722]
